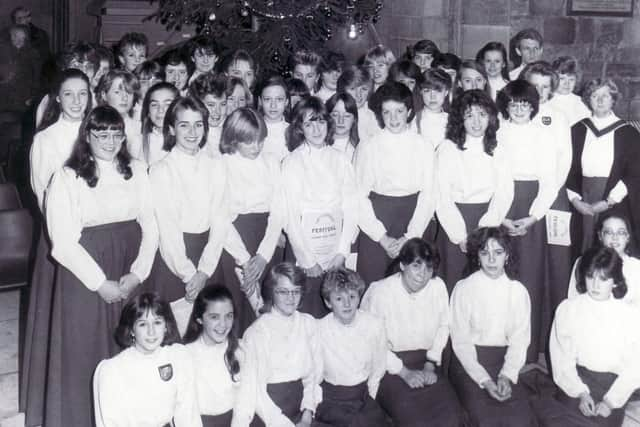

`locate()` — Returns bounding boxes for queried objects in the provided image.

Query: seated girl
[449,227,538,426]
[315,268,390,427]
[183,285,255,427]
[94,293,201,427]
[549,246,640,427]
[361,238,465,427]
[243,263,319,427]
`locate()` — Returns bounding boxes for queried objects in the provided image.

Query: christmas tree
[147,0,384,74]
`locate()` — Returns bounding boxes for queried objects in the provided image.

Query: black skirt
[580,176,609,253]
[315,381,391,427]
[250,379,304,427]
[44,220,142,427]
[449,346,538,427]
[357,192,418,285]
[202,410,233,427]
[377,350,466,427]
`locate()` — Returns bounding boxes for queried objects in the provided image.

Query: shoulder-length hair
[95,69,140,117]
[325,92,360,147]
[464,226,517,279]
[38,68,93,132]
[456,60,491,96]
[66,105,132,187]
[476,42,510,83]
[261,262,307,313]
[446,89,499,155]
[162,96,210,151]
[416,68,453,114]
[183,285,241,380]
[114,292,181,349]
[286,96,335,151]
[226,76,254,109]
[336,65,373,93]
[368,81,415,128]
[220,107,267,155]
[496,80,540,120]
[220,49,258,88]
[575,246,627,298]
[140,82,179,155]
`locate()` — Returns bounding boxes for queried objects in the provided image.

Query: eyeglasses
[507,102,532,112]
[601,229,629,238]
[90,131,125,143]
[274,288,302,297]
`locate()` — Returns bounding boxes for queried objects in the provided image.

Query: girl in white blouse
[436,89,513,290]
[147,96,229,303]
[189,73,229,159]
[548,56,591,126]
[314,268,390,427]
[94,293,202,427]
[139,82,179,167]
[354,81,436,285]
[449,227,537,426]
[475,42,510,101]
[282,96,358,318]
[96,69,143,160]
[336,66,380,142]
[183,285,255,427]
[226,77,253,115]
[496,80,557,362]
[326,92,359,163]
[361,238,465,427]
[257,76,290,162]
[414,68,451,150]
[43,106,159,427]
[219,108,286,332]
[549,246,640,426]
[22,68,93,427]
[243,263,319,427]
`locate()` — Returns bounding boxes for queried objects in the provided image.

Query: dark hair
[161,48,194,79]
[162,96,210,151]
[96,69,141,117]
[396,238,440,277]
[596,213,635,256]
[496,80,540,120]
[134,60,165,84]
[256,75,290,118]
[187,34,221,59]
[369,81,415,128]
[10,6,29,24]
[221,50,258,88]
[220,107,267,154]
[319,51,346,77]
[289,49,323,73]
[456,60,490,96]
[388,60,424,109]
[140,82,179,159]
[582,78,620,111]
[286,77,311,99]
[432,52,462,72]
[321,268,366,301]
[446,89,499,155]
[189,72,228,100]
[510,28,543,66]
[407,39,440,59]
[116,32,148,59]
[94,44,115,69]
[58,41,99,71]
[465,227,517,279]
[286,96,335,151]
[522,61,559,96]
[262,262,307,312]
[337,65,373,93]
[575,246,627,298]
[38,68,92,132]
[183,285,241,380]
[476,42,510,82]
[552,56,581,80]
[416,68,453,116]
[66,106,132,187]
[326,92,360,148]
[226,77,254,110]
[114,292,181,349]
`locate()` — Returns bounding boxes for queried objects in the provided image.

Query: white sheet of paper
[302,210,343,269]
[546,209,572,246]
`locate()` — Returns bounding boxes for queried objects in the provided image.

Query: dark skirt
[535,366,625,427]
[145,229,225,302]
[250,379,304,427]
[298,275,329,319]
[450,346,538,427]
[21,227,56,427]
[315,381,391,427]
[437,201,490,292]
[44,220,142,427]
[220,212,280,333]
[580,177,609,253]
[357,192,418,285]
[377,350,465,427]
[506,180,547,361]
[202,410,233,427]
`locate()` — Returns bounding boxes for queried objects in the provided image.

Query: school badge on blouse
[158,364,173,381]
[542,116,552,125]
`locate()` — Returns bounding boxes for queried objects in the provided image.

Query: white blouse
[435,137,513,244]
[94,344,202,427]
[243,310,319,426]
[416,110,448,150]
[357,106,380,143]
[124,115,143,161]
[143,130,169,167]
[149,148,229,282]
[535,102,572,191]
[497,120,557,220]
[331,136,356,163]
[354,128,435,241]
[487,76,508,101]
[450,270,531,387]
[263,120,289,162]
[316,310,387,399]
[550,294,640,408]
[46,160,158,291]
[184,337,255,424]
[222,152,286,264]
[30,117,81,211]
[315,87,335,103]
[548,93,590,126]
[282,143,358,269]
[361,273,450,370]
[204,126,223,159]
[509,65,525,81]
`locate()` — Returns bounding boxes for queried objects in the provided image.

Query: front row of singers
[93,226,640,427]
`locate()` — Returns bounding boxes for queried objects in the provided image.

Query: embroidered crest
[158,364,173,381]
[541,116,552,126]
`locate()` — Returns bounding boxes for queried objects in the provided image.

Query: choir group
[18,27,640,427]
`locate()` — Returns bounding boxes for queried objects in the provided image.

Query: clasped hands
[571,198,610,216]
[578,392,612,418]
[502,216,536,237]
[97,273,141,303]
[380,234,407,259]
[398,362,438,389]
[482,375,512,402]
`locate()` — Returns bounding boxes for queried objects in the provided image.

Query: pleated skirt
[315,381,391,427]
[250,379,304,427]
[43,220,142,427]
